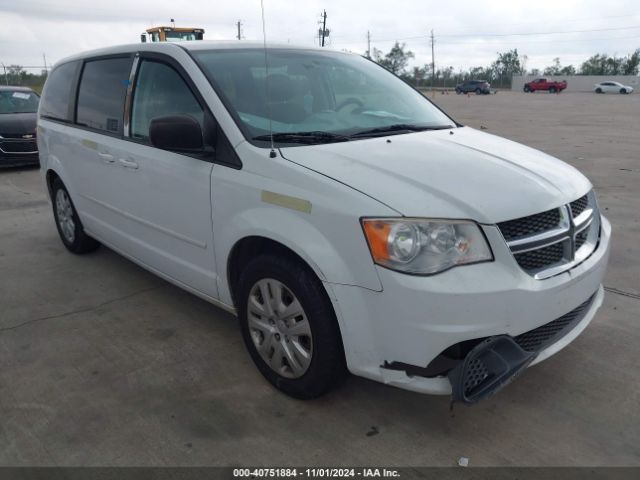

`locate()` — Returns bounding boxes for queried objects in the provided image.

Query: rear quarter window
[76,57,132,134]
[39,61,80,121]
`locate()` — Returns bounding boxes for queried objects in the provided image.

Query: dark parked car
[0,86,40,167]
[455,80,491,95]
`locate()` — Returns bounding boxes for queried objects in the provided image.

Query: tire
[455,88,462,94]
[237,254,346,399]
[475,88,481,95]
[620,88,627,94]
[51,177,100,254]
[549,87,556,94]
[523,85,530,93]
[596,88,602,94]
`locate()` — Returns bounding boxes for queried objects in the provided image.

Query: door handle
[98,152,115,163]
[119,158,139,170]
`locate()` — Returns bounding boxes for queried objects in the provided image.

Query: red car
[523,78,567,93]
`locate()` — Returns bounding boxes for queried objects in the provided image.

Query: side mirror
[140,33,147,43]
[149,115,204,153]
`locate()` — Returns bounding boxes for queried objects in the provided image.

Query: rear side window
[40,61,79,121]
[76,57,132,134]
[131,60,204,140]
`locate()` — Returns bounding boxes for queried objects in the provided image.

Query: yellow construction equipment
[141,21,204,42]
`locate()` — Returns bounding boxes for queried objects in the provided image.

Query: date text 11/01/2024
[233,468,401,478]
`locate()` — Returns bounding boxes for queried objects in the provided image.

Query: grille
[0,140,37,153]
[497,208,561,241]
[515,293,596,352]
[513,242,564,271]
[464,357,490,395]
[498,191,600,278]
[570,195,589,218]
[575,225,590,250]
[0,133,36,139]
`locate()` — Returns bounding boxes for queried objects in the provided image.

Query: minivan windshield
[0,90,40,114]
[193,48,455,146]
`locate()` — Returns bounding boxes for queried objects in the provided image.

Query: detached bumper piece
[448,336,536,404]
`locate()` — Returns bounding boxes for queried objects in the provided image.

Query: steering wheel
[335,97,364,111]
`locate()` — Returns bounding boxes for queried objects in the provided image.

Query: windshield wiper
[252,131,351,144]
[350,124,454,138]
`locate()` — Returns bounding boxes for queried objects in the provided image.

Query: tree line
[369,43,640,88]
[1,66,47,92]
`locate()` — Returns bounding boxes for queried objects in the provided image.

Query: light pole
[1,63,8,85]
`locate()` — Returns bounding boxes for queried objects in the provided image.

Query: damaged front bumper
[377,285,604,400]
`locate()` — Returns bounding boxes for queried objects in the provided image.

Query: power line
[330,24,640,46]
[439,24,640,38]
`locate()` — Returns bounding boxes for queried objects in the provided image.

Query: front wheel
[51,177,100,254]
[620,88,628,94]
[475,88,481,95]
[455,88,462,94]
[523,85,530,93]
[596,88,602,94]
[237,255,346,399]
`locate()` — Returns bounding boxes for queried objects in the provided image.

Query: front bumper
[327,215,611,395]
[0,138,39,167]
[0,152,39,168]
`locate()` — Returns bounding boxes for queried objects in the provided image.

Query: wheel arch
[226,235,327,310]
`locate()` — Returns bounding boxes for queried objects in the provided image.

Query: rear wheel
[549,87,556,93]
[51,177,100,254]
[237,254,346,399]
[455,88,462,94]
[523,85,530,93]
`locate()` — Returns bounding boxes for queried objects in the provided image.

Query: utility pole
[318,10,328,47]
[366,30,371,58]
[430,29,435,98]
[236,20,242,40]
[42,53,48,74]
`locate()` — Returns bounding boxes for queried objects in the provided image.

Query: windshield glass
[165,31,203,42]
[0,90,39,114]
[193,49,454,145]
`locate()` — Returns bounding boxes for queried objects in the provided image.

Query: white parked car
[37,42,611,404]
[594,81,634,94]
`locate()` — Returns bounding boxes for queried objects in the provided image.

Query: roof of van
[54,41,347,67]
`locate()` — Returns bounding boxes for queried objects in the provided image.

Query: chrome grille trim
[498,191,600,280]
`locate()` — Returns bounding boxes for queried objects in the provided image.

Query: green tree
[491,49,523,87]
[373,42,414,75]
[544,57,562,76]
[6,65,27,85]
[544,58,576,76]
[623,49,640,75]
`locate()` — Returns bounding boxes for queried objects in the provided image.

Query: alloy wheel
[55,189,75,244]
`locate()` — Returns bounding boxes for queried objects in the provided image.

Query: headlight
[361,218,493,275]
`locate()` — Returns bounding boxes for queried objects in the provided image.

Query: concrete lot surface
[0,92,638,466]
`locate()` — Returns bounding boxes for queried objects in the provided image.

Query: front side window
[40,61,79,121]
[131,60,204,141]
[76,57,132,134]
[0,90,39,114]
[193,49,454,146]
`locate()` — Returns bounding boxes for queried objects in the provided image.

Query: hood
[0,113,37,136]
[279,127,591,223]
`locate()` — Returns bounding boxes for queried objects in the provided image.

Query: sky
[1,0,639,73]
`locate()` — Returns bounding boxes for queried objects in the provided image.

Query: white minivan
[38,42,611,403]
